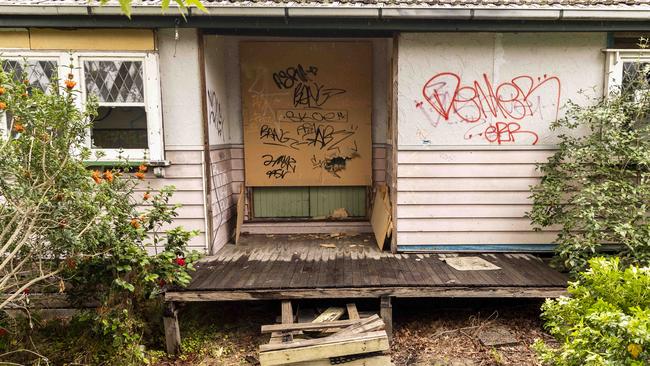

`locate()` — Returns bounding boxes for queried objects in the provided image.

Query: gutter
[2,5,650,21]
[3,8,650,32]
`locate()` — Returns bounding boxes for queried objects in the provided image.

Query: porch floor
[165,233,567,302]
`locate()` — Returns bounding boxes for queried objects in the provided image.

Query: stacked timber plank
[259,302,391,366]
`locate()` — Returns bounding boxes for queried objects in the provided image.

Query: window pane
[84,60,144,103]
[1,60,58,92]
[622,61,650,91]
[91,106,148,149]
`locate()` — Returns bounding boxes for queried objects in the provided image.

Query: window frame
[604,49,650,95]
[0,50,165,163]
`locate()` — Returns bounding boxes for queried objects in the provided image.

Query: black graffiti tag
[263,154,297,179]
[208,90,224,139]
[280,110,347,123]
[273,64,319,90]
[259,124,300,150]
[293,83,346,109]
[296,123,357,152]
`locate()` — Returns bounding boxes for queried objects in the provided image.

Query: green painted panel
[309,186,367,217]
[252,186,367,218]
[253,187,310,218]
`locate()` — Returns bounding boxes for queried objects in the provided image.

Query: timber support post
[380,295,393,340]
[163,301,182,355]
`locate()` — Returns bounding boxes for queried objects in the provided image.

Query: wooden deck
[165,233,567,302]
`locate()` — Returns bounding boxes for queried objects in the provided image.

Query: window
[605,49,650,94]
[0,51,164,163]
[0,57,59,135]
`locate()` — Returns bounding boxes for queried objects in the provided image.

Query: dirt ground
[158,298,554,366]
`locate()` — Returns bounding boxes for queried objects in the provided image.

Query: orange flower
[13,123,24,133]
[143,192,151,200]
[130,218,141,229]
[21,92,28,98]
[135,171,145,180]
[102,170,114,183]
[0,87,5,95]
[138,164,148,173]
[91,170,102,184]
[64,80,76,90]
[0,102,6,110]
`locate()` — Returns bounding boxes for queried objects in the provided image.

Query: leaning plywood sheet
[240,41,373,186]
[235,184,245,244]
[371,187,392,250]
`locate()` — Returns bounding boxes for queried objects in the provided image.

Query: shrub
[0,61,201,364]
[534,257,650,365]
[529,60,650,272]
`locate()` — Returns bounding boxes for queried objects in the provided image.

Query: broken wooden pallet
[260,302,391,366]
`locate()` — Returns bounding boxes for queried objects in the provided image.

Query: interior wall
[395,32,607,251]
[203,35,242,253]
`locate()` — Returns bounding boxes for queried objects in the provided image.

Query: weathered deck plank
[170,233,567,300]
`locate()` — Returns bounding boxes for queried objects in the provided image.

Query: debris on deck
[259,302,392,366]
[440,256,501,271]
[329,207,350,219]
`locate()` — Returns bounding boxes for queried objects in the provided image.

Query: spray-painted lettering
[417,72,561,145]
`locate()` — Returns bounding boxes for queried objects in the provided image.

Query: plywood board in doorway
[240,41,373,186]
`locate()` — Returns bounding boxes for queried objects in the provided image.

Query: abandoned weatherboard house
[1,0,650,353]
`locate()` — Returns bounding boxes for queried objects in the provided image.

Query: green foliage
[0,61,201,364]
[0,65,100,305]
[534,257,650,365]
[97,0,207,18]
[529,60,650,271]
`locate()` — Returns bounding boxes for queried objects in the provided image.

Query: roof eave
[1,5,650,21]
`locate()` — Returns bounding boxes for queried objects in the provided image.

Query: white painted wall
[398,33,605,147]
[159,29,205,148]
[157,28,209,251]
[395,32,607,250]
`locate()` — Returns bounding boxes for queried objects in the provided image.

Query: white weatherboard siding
[157,29,209,251]
[396,32,606,250]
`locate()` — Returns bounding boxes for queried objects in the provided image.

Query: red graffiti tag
[421,73,561,124]
[483,122,539,145]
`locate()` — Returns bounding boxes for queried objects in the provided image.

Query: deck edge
[165,286,567,302]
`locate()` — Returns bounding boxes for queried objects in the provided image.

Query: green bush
[529,60,650,272]
[534,257,650,365]
[0,61,201,364]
